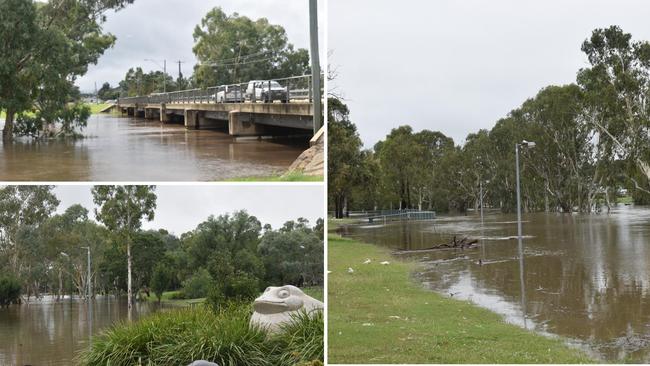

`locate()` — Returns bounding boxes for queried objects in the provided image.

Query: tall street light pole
[309,0,322,135]
[515,140,535,327]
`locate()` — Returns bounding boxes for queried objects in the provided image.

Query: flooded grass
[327,232,594,364]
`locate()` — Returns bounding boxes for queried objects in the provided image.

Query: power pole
[163,60,167,93]
[177,60,185,89]
[309,0,322,134]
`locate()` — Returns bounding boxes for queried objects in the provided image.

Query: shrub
[168,291,186,300]
[76,303,324,366]
[181,268,212,299]
[151,263,172,303]
[0,274,21,307]
[206,272,260,311]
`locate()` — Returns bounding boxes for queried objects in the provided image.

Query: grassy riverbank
[228,172,323,182]
[327,232,594,364]
[1,103,109,120]
[86,103,112,114]
[143,290,206,307]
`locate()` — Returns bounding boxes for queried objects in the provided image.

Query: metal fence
[367,210,436,224]
[118,74,323,105]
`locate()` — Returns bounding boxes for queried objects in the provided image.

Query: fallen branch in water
[394,235,479,254]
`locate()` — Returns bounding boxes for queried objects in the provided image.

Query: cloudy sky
[53,185,324,235]
[329,0,650,147]
[77,0,325,92]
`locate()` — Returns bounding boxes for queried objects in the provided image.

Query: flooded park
[0,114,308,181]
[338,206,650,362]
[0,296,159,365]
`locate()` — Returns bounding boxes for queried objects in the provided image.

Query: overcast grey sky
[329,0,650,147]
[53,185,323,235]
[77,0,325,92]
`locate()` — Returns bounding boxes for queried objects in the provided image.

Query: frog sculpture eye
[277,289,290,299]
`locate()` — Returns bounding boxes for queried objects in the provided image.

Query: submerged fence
[367,210,436,224]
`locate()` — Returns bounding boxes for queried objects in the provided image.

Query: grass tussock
[327,233,595,364]
[77,302,323,366]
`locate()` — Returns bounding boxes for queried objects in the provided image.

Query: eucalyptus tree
[192,7,309,87]
[92,185,156,315]
[578,25,650,192]
[413,130,455,210]
[0,0,135,141]
[258,219,323,287]
[374,126,422,209]
[42,204,109,299]
[0,186,59,277]
[0,0,39,139]
[328,98,365,218]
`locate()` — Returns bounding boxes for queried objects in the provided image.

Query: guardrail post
[308,77,312,103]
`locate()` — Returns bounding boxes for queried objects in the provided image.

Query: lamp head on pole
[521,140,536,148]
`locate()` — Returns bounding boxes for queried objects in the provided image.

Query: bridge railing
[117,74,323,106]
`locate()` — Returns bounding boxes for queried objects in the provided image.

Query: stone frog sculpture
[250,285,323,333]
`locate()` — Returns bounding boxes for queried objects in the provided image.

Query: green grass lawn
[143,290,206,307]
[328,217,360,230]
[328,233,595,364]
[86,103,113,114]
[617,195,634,204]
[227,172,323,182]
[1,103,110,120]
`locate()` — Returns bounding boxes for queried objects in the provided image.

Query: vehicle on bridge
[246,80,289,103]
[215,85,245,103]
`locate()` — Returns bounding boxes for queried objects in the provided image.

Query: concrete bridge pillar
[185,109,200,129]
[144,108,154,119]
[228,111,268,136]
[160,104,170,123]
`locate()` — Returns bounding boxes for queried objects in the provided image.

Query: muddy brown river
[0,114,307,181]
[339,206,650,362]
[0,296,158,365]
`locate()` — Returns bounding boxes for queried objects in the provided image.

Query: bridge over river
[111,75,322,137]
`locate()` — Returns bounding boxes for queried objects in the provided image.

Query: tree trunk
[2,108,15,142]
[58,268,63,301]
[544,180,550,212]
[127,238,133,321]
[334,194,344,219]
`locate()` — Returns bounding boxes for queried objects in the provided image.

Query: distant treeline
[329,26,650,217]
[0,186,323,308]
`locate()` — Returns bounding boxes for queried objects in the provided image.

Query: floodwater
[0,114,307,181]
[0,296,159,365]
[338,206,650,362]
